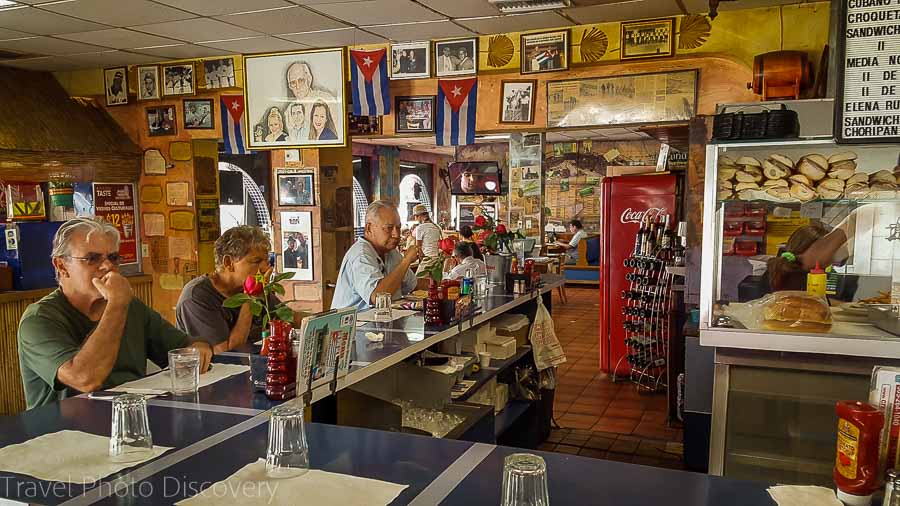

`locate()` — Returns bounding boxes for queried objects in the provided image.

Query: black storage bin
[712,104,799,141]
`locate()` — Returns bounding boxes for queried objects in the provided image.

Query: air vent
[487,0,571,14]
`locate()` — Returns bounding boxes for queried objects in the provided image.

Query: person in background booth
[18,218,212,409]
[443,242,487,280]
[553,219,587,264]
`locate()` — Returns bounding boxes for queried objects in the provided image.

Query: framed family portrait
[104,67,128,106]
[620,17,675,60]
[434,38,477,77]
[203,57,235,89]
[162,63,195,96]
[278,173,315,206]
[137,65,160,101]
[244,48,346,150]
[390,41,430,80]
[520,30,569,74]
[146,105,177,137]
[183,99,214,130]
[500,80,536,124]
[395,95,435,134]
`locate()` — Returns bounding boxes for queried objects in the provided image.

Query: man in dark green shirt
[17,218,212,409]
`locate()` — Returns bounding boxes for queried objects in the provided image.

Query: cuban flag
[436,78,477,146]
[350,48,390,116]
[221,95,247,154]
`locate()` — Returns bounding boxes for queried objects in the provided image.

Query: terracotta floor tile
[578,448,608,459]
[602,406,645,420]
[538,443,557,451]
[558,413,601,430]
[584,436,615,451]
[641,411,669,424]
[567,402,609,417]
[609,438,639,454]
[555,444,582,455]
[591,417,638,435]
[604,452,634,463]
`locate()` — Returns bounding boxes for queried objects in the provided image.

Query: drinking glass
[109,394,154,463]
[266,405,310,478]
[475,276,488,301]
[374,292,392,321]
[168,347,200,395]
[501,453,550,506]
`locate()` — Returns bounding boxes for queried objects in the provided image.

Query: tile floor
[541,285,685,469]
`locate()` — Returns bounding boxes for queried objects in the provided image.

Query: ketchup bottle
[834,400,884,506]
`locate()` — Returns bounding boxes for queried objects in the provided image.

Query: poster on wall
[280,211,313,281]
[94,183,137,265]
[197,198,220,242]
[509,133,543,239]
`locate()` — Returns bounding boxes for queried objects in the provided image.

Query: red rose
[243,275,263,296]
[476,229,491,245]
[439,238,455,255]
[495,224,507,234]
[474,215,486,227]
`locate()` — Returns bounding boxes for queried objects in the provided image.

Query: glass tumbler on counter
[109,394,154,463]
[374,292,393,321]
[266,405,309,478]
[501,453,550,506]
[168,347,200,394]
[474,276,488,301]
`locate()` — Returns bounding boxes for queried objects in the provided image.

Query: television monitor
[449,161,502,195]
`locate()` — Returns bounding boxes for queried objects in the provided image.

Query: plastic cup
[479,351,492,368]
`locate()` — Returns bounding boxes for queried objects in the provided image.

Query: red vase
[265,320,296,400]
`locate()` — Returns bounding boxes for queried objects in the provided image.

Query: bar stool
[547,253,568,304]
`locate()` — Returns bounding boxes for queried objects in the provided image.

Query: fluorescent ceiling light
[352,159,362,163]
[400,163,417,169]
[487,0,570,14]
[0,0,17,6]
[477,134,511,141]
[198,36,260,44]
[224,5,297,16]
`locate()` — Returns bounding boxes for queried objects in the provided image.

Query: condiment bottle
[807,261,827,297]
[510,256,518,274]
[834,400,884,506]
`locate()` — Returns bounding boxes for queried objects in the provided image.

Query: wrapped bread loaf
[736,170,764,183]
[763,159,790,179]
[737,156,762,168]
[766,187,791,200]
[790,183,817,201]
[789,174,812,186]
[763,179,788,188]
[735,182,760,191]
[828,152,857,164]
[762,292,832,333]
[797,156,827,181]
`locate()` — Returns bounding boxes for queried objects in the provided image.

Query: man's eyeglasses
[64,252,122,266]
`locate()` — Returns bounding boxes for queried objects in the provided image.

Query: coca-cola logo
[620,207,666,224]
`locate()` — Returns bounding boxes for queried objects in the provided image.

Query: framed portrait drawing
[280,211,313,280]
[162,63,195,96]
[395,95,435,134]
[499,80,537,124]
[146,105,177,137]
[390,41,430,80]
[433,38,477,77]
[137,66,160,101]
[244,48,347,150]
[104,67,128,106]
[520,30,569,74]
[203,57,235,89]
[620,18,675,60]
[278,173,315,206]
[183,99,214,129]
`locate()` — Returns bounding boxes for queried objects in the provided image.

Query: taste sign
[94,183,137,265]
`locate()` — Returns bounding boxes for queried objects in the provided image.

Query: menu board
[94,183,138,265]
[836,0,900,143]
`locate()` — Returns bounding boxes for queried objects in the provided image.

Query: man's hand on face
[403,244,419,264]
[92,272,133,308]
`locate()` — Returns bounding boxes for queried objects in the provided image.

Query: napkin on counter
[767,485,842,506]
[177,459,408,506]
[0,430,171,483]
[111,363,250,393]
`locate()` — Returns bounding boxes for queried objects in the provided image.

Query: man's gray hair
[365,200,397,224]
[51,217,120,259]
[214,225,271,268]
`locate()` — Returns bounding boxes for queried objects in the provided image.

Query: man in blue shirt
[332,201,421,310]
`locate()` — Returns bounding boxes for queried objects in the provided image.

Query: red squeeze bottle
[834,400,884,506]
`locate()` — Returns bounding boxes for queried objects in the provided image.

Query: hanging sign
[835,0,900,143]
[94,183,138,265]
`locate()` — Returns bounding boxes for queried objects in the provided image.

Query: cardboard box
[494,314,531,347]
[495,383,509,414]
[484,335,517,360]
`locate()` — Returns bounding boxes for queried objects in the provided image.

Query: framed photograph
[137,65,160,101]
[395,95,435,134]
[183,98,214,129]
[390,41,430,80]
[244,48,346,150]
[433,38,477,77]
[620,17,674,60]
[520,30,569,74]
[348,112,382,136]
[499,80,537,124]
[162,63,195,96]
[280,211,313,280]
[146,105,177,136]
[203,57,236,89]
[104,67,128,106]
[278,173,315,206]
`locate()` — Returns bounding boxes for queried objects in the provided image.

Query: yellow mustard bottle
[807,261,827,297]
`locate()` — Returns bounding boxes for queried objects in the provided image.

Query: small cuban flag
[436,77,478,147]
[350,48,391,116]
[220,95,247,154]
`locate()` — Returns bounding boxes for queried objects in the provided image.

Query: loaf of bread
[762,293,832,332]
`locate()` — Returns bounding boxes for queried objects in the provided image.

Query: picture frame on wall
[433,38,477,77]
[146,105,177,137]
[620,17,675,60]
[348,111,382,136]
[203,57,236,89]
[162,63,195,96]
[137,65,160,101]
[277,173,315,206]
[520,30,569,74]
[395,95,435,134]
[280,211,313,281]
[499,80,537,124]
[183,98,214,129]
[104,67,128,106]
[244,48,347,149]
[390,41,430,80]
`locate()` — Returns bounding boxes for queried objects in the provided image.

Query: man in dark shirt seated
[17,218,212,409]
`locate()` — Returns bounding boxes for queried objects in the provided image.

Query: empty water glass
[501,453,550,506]
[109,394,154,463]
[475,276,488,300]
[168,347,200,395]
[374,292,392,321]
[266,405,309,478]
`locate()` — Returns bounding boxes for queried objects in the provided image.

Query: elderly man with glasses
[17,217,212,409]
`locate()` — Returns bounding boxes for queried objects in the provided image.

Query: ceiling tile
[679,0,709,12]
[201,36,307,53]
[716,0,802,10]
[131,18,262,43]
[416,0,500,18]
[0,7,107,35]
[42,0,196,26]
[565,0,681,24]
[0,27,33,40]
[136,43,227,59]
[365,20,474,41]
[57,28,182,49]
[0,55,87,71]
[216,6,347,36]
[288,0,371,4]
[66,49,161,66]
[152,0,293,16]
[0,36,107,55]
[312,0,445,25]
[279,27,385,47]
[456,12,571,34]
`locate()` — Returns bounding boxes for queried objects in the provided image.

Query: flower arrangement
[223,271,296,328]
[472,210,523,254]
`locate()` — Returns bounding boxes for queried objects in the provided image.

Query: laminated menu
[869,366,900,474]
[295,307,357,398]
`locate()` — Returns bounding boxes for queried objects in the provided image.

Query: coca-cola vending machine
[599,174,678,373]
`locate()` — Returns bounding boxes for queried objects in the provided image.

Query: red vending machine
[598,174,678,373]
